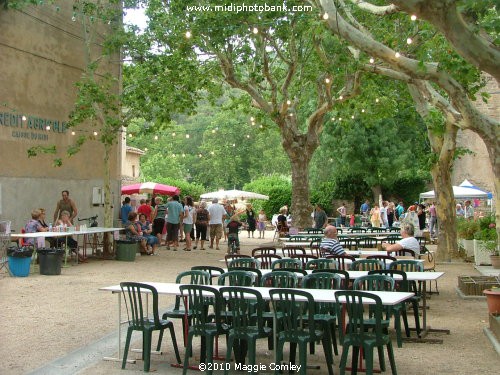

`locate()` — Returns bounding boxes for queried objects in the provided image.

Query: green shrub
[456,218,479,240]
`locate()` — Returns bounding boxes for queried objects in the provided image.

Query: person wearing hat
[456,203,464,217]
[207,198,227,250]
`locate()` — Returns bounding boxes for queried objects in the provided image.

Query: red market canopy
[121,182,180,196]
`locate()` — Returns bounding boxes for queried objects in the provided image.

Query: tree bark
[371,184,382,205]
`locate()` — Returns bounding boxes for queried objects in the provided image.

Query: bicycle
[227,233,240,254]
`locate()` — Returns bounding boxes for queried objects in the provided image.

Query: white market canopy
[419,185,490,200]
[200,189,269,201]
[458,179,493,199]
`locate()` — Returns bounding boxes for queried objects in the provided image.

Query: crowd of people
[120,195,268,253]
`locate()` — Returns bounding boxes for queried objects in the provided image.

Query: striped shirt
[320,238,345,255]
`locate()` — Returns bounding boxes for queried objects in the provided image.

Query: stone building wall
[0,2,122,230]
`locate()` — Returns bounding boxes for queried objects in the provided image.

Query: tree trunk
[102,144,113,257]
[289,155,313,228]
[371,184,382,205]
[431,164,457,262]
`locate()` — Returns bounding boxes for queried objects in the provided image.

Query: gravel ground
[1,232,498,374]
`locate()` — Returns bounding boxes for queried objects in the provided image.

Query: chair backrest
[389,259,423,272]
[269,289,315,336]
[176,270,211,285]
[360,237,379,248]
[217,270,256,286]
[368,269,410,292]
[261,270,298,288]
[224,254,251,267]
[349,259,383,271]
[179,285,225,335]
[312,269,350,289]
[191,266,225,284]
[305,228,323,234]
[120,282,160,329]
[349,227,367,233]
[303,272,342,289]
[370,227,386,233]
[386,234,402,244]
[288,235,308,242]
[352,274,395,291]
[283,246,306,257]
[273,268,308,278]
[388,248,416,258]
[220,286,267,335]
[335,290,386,341]
[254,254,282,269]
[309,239,322,257]
[305,258,338,271]
[271,258,302,270]
[418,247,435,271]
[388,226,401,232]
[325,254,356,270]
[229,257,261,269]
[338,237,359,250]
[228,267,262,286]
[290,254,318,269]
[366,255,397,268]
[251,246,277,257]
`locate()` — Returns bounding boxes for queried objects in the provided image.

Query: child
[226,215,242,254]
[349,213,355,227]
[257,209,267,239]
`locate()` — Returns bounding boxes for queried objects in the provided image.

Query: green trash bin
[115,240,138,261]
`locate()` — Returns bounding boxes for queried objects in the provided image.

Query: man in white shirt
[381,222,420,255]
[207,198,227,250]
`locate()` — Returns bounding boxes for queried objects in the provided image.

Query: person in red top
[137,199,153,221]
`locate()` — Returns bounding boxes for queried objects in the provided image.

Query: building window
[132,165,136,178]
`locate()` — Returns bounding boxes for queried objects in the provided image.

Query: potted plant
[483,286,500,316]
[457,218,478,257]
[474,215,499,268]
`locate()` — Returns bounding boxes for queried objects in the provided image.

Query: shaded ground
[0,232,498,374]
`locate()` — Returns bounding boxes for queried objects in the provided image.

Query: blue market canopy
[419,185,490,200]
[458,179,493,199]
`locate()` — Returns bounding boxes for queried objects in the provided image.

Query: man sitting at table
[381,222,420,255]
[320,225,345,255]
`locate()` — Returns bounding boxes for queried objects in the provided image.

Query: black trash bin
[37,248,64,275]
[115,240,138,261]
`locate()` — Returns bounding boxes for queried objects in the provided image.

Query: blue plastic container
[8,256,32,277]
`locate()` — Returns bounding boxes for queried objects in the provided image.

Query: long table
[99,282,414,364]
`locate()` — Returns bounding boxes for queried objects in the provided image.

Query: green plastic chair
[228,257,261,269]
[366,255,397,268]
[270,288,335,375]
[179,285,228,375]
[349,227,367,233]
[224,254,251,267]
[305,258,338,270]
[386,234,402,244]
[283,245,306,257]
[191,265,225,284]
[305,228,323,234]
[261,270,298,288]
[220,287,272,372]
[350,259,383,271]
[312,269,350,289]
[335,290,398,375]
[302,272,342,355]
[325,254,356,270]
[291,254,318,269]
[389,260,423,272]
[369,269,421,345]
[253,254,281,269]
[251,246,277,257]
[360,236,380,248]
[338,237,359,250]
[217,270,255,286]
[228,267,262,286]
[120,282,181,372]
[271,258,302,269]
[163,270,211,347]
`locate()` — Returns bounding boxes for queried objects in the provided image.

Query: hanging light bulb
[351,115,355,119]
[369,57,375,64]
[185,30,192,38]
[246,134,250,138]
[71,12,76,22]
[406,38,413,44]
[322,13,329,20]
[338,117,342,121]
[259,125,263,128]
[252,27,258,34]
[45,125,50,131]
[375,98,380,103]
[210,151,215,155]
[361,109,365,113]
[93,131,98,136]
[172,132,176,136]
[411,15,417,21]
[71,131,75,136]
[331,117,336,121]
[198,154,202,158]
[182,153,186,157]
[325,77,330,84]
[250,117,255,121]
[172,154,176,158]
[144,147,148,151]
[286,100,291,105]
[22,115,27,121]
[212,129,216,133]
[154,135,158,140]
[339,95,343,100]
[128,133,132,138]
[185,134,190,138]
[395,52,401,58]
